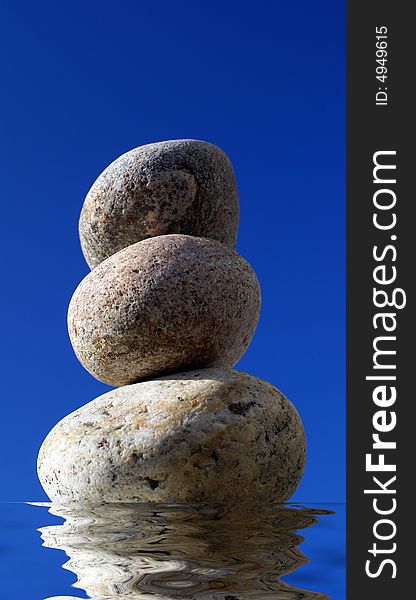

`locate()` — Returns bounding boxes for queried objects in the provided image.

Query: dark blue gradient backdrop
[0,0,345,502]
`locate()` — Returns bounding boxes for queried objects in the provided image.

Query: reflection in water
[38,502,333,600]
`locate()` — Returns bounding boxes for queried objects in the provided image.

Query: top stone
[79,140,239,268]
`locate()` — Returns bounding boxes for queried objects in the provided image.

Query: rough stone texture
[38,369,306,504]
[68,235,261,387]
[79,139,239,269]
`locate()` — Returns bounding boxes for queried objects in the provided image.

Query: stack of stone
[38,140,306,504]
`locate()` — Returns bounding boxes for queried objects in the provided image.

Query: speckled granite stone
[79,140,239,269]
[37,369,306,503]
[68,235,261,387]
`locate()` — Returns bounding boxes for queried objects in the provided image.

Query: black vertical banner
[347,1,414,597]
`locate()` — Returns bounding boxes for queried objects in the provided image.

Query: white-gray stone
[38,369,306,504]
[79,139,239,268]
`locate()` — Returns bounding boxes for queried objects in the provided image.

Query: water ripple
[37,502,334,600]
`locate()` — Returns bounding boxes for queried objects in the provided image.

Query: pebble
[37,369,306,504]
[79,140,239,268]
[68,234,261,387]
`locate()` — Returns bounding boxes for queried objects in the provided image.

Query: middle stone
[68,234,261,386]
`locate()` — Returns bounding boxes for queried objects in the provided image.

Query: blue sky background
[0,0,345,503]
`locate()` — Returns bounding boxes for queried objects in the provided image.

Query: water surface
[0,502,345,599]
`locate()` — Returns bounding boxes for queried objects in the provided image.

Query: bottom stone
[37,369,306,503]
